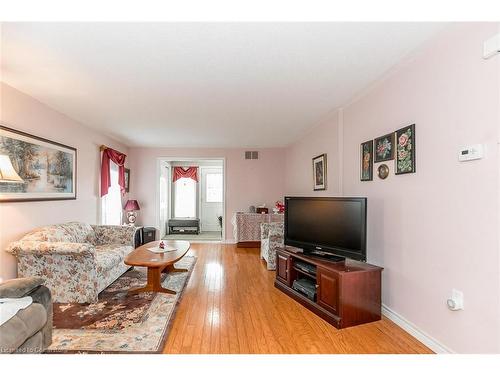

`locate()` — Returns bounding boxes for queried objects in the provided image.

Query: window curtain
[101,162,122,225]
[172,166,198,182]
[101,148,127,197]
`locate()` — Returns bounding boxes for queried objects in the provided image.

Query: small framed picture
[312,153,327,191]
[374,132,395,162]
[124,168,130,192]
[395,124,416,175]
[360,140,373,181]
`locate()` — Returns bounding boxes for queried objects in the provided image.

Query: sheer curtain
[174,177,197,218]
[101,162,122,225]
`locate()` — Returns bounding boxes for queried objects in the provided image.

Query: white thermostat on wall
[458,144,484,162]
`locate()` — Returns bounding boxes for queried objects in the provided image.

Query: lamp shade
[124,199,140,211]
[0,155,24,183]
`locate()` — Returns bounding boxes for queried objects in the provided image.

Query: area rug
[47,256,196,353]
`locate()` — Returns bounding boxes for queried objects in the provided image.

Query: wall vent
[245,151,259,160]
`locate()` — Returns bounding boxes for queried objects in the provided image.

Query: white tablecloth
[232,212,284,242]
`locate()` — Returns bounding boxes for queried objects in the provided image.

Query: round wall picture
[377,164,389,179]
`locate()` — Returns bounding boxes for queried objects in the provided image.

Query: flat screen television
[284,196,367,261]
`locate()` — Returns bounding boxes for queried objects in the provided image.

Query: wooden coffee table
[124,240,190,295]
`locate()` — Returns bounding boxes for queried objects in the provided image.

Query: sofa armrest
[0,277,45,299]
[91,225,137,246]
[7,241,95,257]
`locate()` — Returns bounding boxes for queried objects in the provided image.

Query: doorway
[200,166,223,232]
[156,157,225,242]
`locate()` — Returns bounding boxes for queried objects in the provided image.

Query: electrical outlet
[447,289,464,311]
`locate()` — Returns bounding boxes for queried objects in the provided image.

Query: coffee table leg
[162,264,189,273]
[128,267,177,295]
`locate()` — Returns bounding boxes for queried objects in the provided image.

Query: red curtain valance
[101,147,127,197]
[173,166,198,182]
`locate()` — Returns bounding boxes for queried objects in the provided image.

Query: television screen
[284,196,367,261]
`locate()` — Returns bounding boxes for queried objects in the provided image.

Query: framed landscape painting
[312,153,327,191]
[0,125,77,202]
[374,132,395,162]
[395,124,416,175]
[360,140,373,181]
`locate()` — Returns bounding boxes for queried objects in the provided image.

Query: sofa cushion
[16,303,48,339]
[59,222,97,245]
[0,303,47,353]
[16,331,43,353]
[94,244,134,274]
[21,225,73,243]
[20,222,97,245]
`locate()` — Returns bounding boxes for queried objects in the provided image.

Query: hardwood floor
[163,243,433,354]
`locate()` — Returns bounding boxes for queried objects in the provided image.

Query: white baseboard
[187,240,223,244]
[188,239,237,244]
[382,304,454,354]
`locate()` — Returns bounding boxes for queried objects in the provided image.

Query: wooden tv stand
[274,248,383,329]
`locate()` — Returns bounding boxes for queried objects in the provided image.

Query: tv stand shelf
[292,266,317,280]
[275,248,383,329]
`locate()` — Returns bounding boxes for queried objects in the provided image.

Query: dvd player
[292,278,317,302]
[294,261,316,275]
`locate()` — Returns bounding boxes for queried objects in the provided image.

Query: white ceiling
[1,22,445,148]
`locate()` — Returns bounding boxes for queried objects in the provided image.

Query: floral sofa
[260,222,284,270]
[7,222,137,304]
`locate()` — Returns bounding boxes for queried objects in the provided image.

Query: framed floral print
[374,132,395,162]
[312,153,327,191]
[395,124,416,175]
[124,168,130,193]
[0,124,77,202]
[360,140,373,181]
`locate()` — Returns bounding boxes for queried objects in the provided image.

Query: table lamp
[124,199,140,225]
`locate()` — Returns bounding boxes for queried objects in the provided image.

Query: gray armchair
[0,277,52,354]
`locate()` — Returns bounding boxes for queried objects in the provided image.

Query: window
[206,173,223,203]
[174,177,197,218]
[101,162,122,225]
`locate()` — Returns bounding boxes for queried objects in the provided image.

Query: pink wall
[0,82,129,281]
[285,111,342,196]
[128,147,286,240]
[285,23,500,353]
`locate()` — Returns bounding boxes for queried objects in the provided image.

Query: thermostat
[458,144,484,162]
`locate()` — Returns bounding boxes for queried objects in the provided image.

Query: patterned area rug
[47,256,196,353]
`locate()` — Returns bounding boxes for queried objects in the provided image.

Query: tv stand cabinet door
[317,267,339,315]
[276,252,292,286]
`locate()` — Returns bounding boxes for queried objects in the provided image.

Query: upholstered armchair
[7,222,137,303]
[0,277,52,353]
[260,222,284,270]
